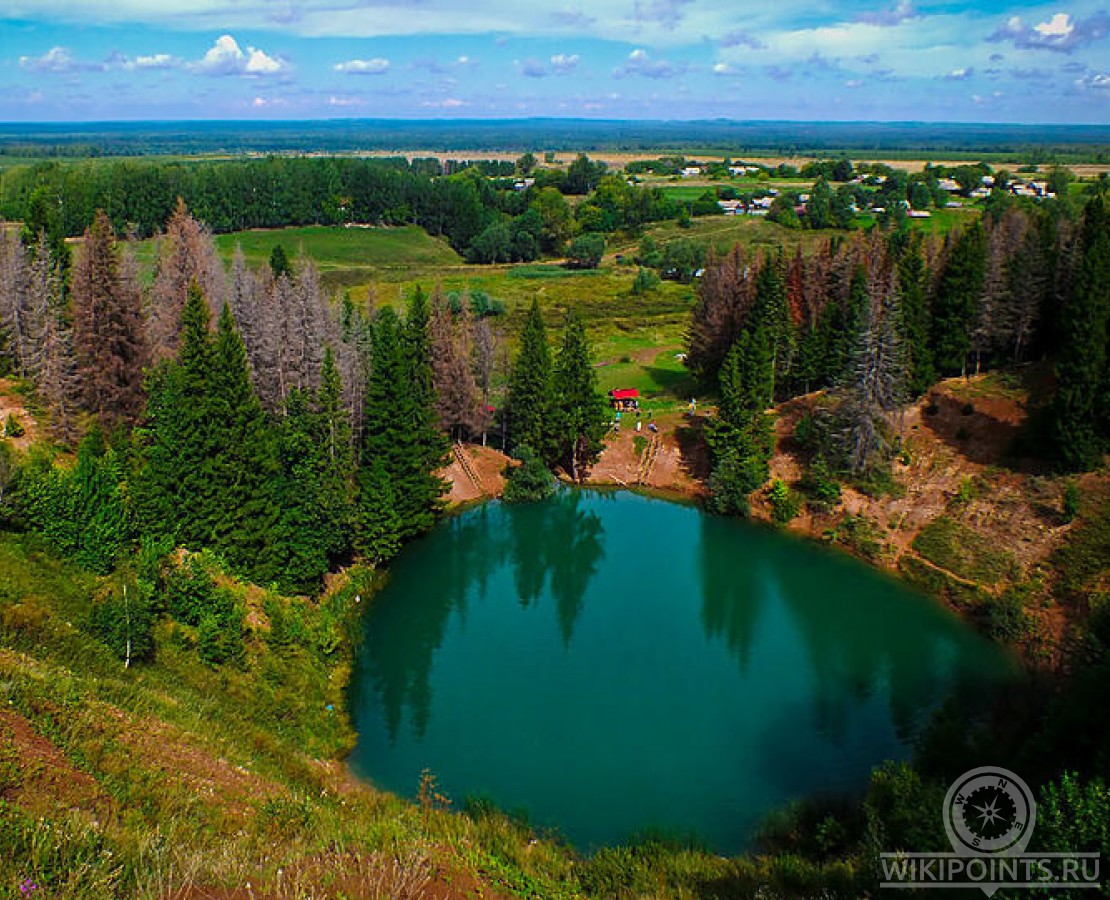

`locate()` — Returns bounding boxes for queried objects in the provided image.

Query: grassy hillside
[0,528,868,899]
[212,225,464,271]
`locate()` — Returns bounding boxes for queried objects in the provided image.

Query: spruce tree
[1048,197,1110,471]
[71,210,147,430]
[267,352,355,591]
[505,298,555,461]
[134,287,278,580]
[355,458,402,564]
[208,303,280,576]
[932,221,987,376]
[706,326,776,516]
[133,282,214,546]
[358,304,446,549]
[896,236,935,396]
[750,251,794,397]
[403,289,450,501]
[552,313,609,481]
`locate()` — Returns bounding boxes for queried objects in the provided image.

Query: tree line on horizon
[0,154,681,268]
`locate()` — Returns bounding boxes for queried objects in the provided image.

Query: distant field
[212,224,463,271]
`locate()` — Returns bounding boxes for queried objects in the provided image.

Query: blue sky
[1,0,1108,122]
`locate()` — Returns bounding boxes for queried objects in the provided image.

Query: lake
[348,490,1015,853]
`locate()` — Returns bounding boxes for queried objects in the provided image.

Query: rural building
[609,388,640,411]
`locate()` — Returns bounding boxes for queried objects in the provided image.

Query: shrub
[89,578,155,665]
[564,233,606,269]
[2,414,23,438]
[769,479,801,524]
[707,448,768,518]
[163,555,220,626]
[630,267,660,296]
[981,589,1030,642]
[502,446,555,504]
[801,456,841,510]
[1062,481,1081,523]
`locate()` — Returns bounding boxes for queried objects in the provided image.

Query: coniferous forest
[1,146,1109,897]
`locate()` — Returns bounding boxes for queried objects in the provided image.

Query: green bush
[89,578,155,665]
[197,607,244,667]
[2,414,23,438]
[707,448,768,518]
[13,434,132,574]
[163,554,220,626]
[502,446,556,504]
[801,456,841,510]
[630,267,660,295]
[162,553,245,666]
[981,588,1030,641]
[1062,481,1082,523]
[769,479,801,524]
[564,233,605,269]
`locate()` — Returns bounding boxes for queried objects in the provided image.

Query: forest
[3,118,1110,159]
[1,146,1109,896]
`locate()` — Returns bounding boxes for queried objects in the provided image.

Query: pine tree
[401,289,450,524]
[71,210,147,430]
[266,350,356,591]
[355,458,402,564]
[134,286,277,579]
[1048,196,1110,471]
[505,298,555,461]
[750,250,794,397]
[552,313,609,481]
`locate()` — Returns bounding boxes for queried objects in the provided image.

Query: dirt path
[0,378,37,450]
[441,443,509,505]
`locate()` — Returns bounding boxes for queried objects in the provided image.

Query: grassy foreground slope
[0,527,865,899]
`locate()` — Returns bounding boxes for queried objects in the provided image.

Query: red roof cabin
[609,388,640,411]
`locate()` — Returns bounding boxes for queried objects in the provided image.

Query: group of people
[613,409,658,434]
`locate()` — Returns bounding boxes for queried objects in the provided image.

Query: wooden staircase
[453,442,484,494]
[636,433,662,485]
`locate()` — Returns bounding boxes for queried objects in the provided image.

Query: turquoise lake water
[348,490,1015,852]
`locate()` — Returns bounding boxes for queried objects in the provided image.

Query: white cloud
[519,53,580,78]
[1077,72,1110,90]
[422,97,468,108]
[614,47,686,79]
[550,53,580,73]
[989,10,1110,53]
[334,57,391,74]
[19,46,91,73]
[856,0,919,28]
[133,53,178,69]
[1035,13,1073,38]
[191,34,287,77]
